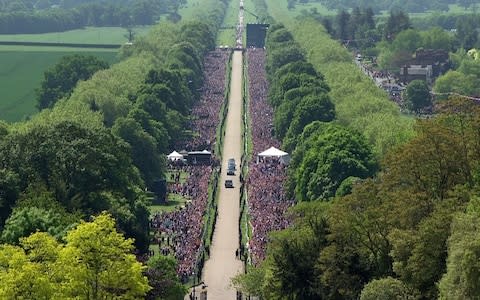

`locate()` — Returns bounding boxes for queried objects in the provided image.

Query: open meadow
[0,49,117,122]
[0,26,153,122]
[0,26,152,44]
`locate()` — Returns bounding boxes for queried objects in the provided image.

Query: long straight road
[201,50,244,299]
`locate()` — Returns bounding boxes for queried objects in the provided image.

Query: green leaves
[0,214,150,299]
[439,204,480,299]
[36,54,109,110]
[1,206,72,244]
[112,117,165,189]
[360,277,417,300]
[404,80,432,113]
[145,255,187,300]
[292,122,376,201]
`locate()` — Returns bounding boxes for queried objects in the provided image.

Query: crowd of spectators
[150,49,228,279]
[355,56,405,106]
[181,50,229,151]
[246,49,295,266]
[151,165,212,280]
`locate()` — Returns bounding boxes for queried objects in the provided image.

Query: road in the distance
[201,49,244,299]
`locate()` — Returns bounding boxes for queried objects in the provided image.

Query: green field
[0,50,117,122]
[0,26,152,45]
[0,26,149,123]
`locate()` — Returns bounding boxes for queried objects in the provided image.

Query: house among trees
[399,49,450,84]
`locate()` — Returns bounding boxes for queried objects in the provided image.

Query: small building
[399,65,433,85]
[399,49,451,84]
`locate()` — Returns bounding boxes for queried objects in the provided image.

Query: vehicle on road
[227,158,236,170]
[227,158,236,175]
[225,179,234,188]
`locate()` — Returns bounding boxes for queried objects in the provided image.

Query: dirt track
[201,50,244,299]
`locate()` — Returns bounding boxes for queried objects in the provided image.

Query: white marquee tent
[167,151,184,161]
[257,146,290,164]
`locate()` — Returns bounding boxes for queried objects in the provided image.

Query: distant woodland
[0,0,187,33]
[291,0,478,13]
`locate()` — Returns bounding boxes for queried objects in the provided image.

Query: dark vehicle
[227,158,236,175]
[227,158,236,170]
[225,180,234,188]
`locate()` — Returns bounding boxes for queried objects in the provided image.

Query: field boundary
[0,41,121,49]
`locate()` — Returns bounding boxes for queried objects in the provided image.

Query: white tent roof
[167,151,183,160]
[258,146,288,157]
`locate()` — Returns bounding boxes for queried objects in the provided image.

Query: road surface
[201,50,244,299]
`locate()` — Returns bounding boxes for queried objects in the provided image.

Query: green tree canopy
[283,94,336,151]
[1,206,72,244]
[145,255,187,299]
[36,54,109,110]
[438,197,480,299]
[0,214,150,298]
[57,213,150,298]
[292,122,377,201]
[404,80,432,113]
[0,119,150,251]
[384,10,411,41]
[360,277,416,300]
[273,86,330,139]
[112,117,166,189]
[266,43,305,75]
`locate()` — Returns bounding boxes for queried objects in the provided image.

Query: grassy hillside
[0,26,152,45]
[0,50,117,122]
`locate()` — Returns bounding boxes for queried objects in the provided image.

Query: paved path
[201,50,244,299]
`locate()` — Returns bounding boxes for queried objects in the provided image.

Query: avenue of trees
[0,0,228,297]
[288,18,414,156]
[236,20,480,299]
[234,0,480,297]
[263,24,377,203]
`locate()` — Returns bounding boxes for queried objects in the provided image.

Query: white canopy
[258,146,288,157]
[167,151,183,161]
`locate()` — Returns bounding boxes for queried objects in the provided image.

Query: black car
[227,158,236,170]
[225,180,234,188]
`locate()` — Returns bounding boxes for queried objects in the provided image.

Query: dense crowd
[182,50,229,151]
[246,49,294,266]
[356,57,405,106]
[151,165,212,280]
[151,49,228,279]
